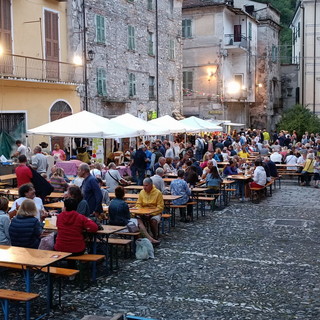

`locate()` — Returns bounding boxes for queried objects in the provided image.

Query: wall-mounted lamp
[256,83,263,88]
[207,66,218,81]
[87,49,95,61]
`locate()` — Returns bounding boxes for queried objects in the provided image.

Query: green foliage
[277,105,320,136]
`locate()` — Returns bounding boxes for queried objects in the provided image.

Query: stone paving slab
[1,181,320,319]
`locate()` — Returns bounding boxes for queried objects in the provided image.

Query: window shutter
[0,0,11,52]
[234,25,241,42]
[96,15,105,43]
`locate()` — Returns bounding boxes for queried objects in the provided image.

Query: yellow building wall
[0,79,81,148]
[12,0,69,62]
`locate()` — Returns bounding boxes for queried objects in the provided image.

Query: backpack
[196,138,204,152]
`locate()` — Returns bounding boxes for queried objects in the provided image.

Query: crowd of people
[1,128,319,256]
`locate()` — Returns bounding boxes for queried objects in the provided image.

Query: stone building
[235,0,281,129]
[68,0,183,120]
[291,0,320,115]
[182,0,281,130]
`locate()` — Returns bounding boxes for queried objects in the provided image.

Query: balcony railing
[224,34,248,50]
[0,53,83,84]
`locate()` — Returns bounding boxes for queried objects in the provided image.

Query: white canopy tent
[180,116,223,132]
[27,111,139,138]
[148,115,196,133]
[109,113,169,136]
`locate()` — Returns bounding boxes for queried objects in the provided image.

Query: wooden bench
[249,187,265,203]
[66,254,105,287]
[0,262,79,305]
[108,238,133,270]
[170,204,187,225]
[161,213,172,234]
[277,170,301,184]
[0,289,39,320]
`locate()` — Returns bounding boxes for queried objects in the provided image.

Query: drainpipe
[155,0,159,118]
[82,0,88,111]
[301,3,305,107]
[313,0,317,114]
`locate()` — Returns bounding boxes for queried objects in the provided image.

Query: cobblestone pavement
[3,180,320,320]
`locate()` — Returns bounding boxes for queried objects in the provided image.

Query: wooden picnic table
[0,245,71,315]
[0,189,64,199]
[0,173,17,181]
[108,193,182,201]
[227,174,252,202]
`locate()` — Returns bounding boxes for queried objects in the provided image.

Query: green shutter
[129,73,136,96]
[97,68,107,96]
[182,19,192,38]
[96,15,105,43]
[128,25,135,50]
[248,22,252,40]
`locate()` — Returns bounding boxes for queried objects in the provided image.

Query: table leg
[25,269,31,320]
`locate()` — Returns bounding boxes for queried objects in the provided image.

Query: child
[9,199,42,249]
[0,197,10,245]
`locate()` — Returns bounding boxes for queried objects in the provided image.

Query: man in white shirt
[270,151,282,164]
[151,168,167,193]
[13,140,27,157]
[164,142,174,159]
[31,146,48,174]
[105,162,128,192]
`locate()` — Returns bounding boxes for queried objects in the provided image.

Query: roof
[183,0,225,9]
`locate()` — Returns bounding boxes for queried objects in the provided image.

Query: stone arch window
[50,101,72,151]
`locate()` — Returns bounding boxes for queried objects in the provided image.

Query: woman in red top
[54,198,98,254]
[15,155,33,187]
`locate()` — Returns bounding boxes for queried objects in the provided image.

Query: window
[0,0,11,53]
[183,71,193,95]
[169,0,174,16]
[271,45,278,63]
[96,15,105,43]
[97,68,107,96]
[298,22,300,38]
[170,79,175,100]
[234,74,243,87]
[182,19,192,38]
[149,76,155,99]
[148,31,154,55]
[147,0,153,10]
[169,39,175,60]
[128,25,135,50]
[248,22,252,41]
[234,25,241,42]
[129,73,136,97]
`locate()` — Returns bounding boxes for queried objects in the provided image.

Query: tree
[276,105,320,137]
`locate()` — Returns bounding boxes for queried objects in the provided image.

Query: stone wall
[68,0,183,119]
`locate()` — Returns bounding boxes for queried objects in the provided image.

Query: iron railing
[224,34,248,49]
[0,53,83,84]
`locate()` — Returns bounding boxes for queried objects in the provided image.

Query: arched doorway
[50,101,72,152]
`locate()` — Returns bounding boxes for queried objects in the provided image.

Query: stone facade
[291,0,320,115]
[68,0,183,119]
[182,0,281,131]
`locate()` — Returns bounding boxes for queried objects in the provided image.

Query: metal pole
[155,0,159,117]
[82,0,88,111]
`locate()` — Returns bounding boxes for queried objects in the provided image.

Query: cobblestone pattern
[2,181,320,319]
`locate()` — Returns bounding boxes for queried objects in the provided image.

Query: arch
[49,100,72,152]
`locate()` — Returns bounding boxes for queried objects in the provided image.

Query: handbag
[38,232,55,251]
[127,221,139,233]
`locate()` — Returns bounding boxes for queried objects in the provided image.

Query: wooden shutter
[96,15,105,43]
[234,25,241,42]
[0,0,12,74]
[45,10,59,79]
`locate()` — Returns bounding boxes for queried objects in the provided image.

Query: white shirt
[9,197,44,221]
[253,166,267,186]
[17,144,27,156]
[270,152,282,163]
[285,155,297,170]
[165,148,174,159]
[105,169,122,192]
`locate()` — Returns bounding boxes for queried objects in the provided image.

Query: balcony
[0,53,83,84]
[224,34,248,52]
